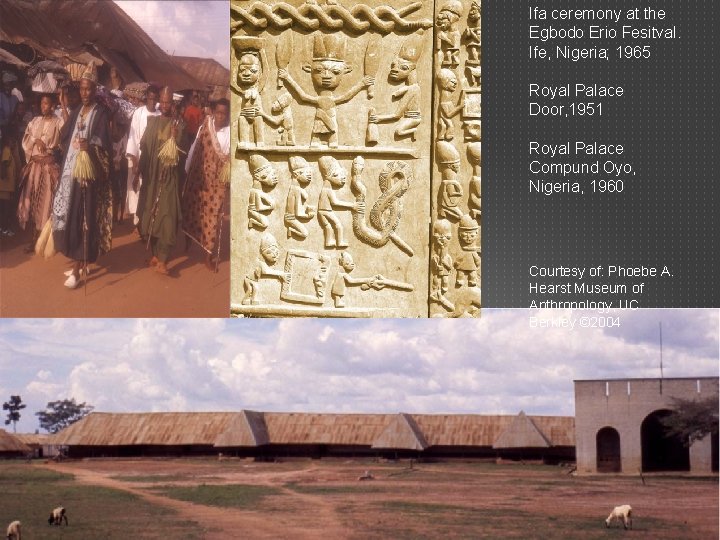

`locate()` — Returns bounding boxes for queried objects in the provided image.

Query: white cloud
[114,0,229,68]
[0,310,717,433]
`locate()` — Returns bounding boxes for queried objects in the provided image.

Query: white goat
[6,520,21,540]
[48,506,68,526]
[605,504,633,529]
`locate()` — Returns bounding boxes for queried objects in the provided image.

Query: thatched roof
[0,0,204,90]
[214,410,269,447]
[262,413,395,446]
[492,411,551,449]
[372,414,429,450]
[52,412,237,446]
[0,46,27,67]
[413,413,575,448]
[51,411,575,450]
[13,433,51,447]
[0,429,31,453]
[172,56,229,88]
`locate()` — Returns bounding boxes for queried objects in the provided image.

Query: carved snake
[351,158,414,256]
[231,2,433,34]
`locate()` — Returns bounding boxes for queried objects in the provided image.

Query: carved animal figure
[350,157,413,256]
[605,505,633,530]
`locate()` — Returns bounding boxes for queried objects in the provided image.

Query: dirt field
[0,215,229,317]
[5,458,714,539]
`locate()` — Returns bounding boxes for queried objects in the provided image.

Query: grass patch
[0,464,203,539]
[365,500,691,540]
[284,482,386,495]
[0,464,74,483]
[111,474,220,483]
[151,483,282,508]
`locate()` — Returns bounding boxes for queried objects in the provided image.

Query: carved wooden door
[230,0,481,317]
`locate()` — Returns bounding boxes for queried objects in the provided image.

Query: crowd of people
[0,61,230,288]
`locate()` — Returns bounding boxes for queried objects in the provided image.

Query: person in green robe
[137,87,187,275]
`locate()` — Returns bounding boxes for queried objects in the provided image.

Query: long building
[46,376,720,474]
[0,429,30,457]
[50,411,575,462]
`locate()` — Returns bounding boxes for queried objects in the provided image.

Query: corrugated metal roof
[0,0,204,90]
[0,429,31,453]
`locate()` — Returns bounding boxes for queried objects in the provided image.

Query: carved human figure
[242,232,289,305]
[267,92,295,146]
[317,156,361,248]
[467,141,481,220]
[436,141,464,221]
[466,64,481,88]
[313,256,330,300]
[430,218,454,310]
[331,251,375,308]
[284,156,316,239]
[368,31,425,142]
[436,0,463,68]
[236,49,267,147]
[278,33,374,148]
[247,154,278,230]
[454,214,480,287]
[464,0,481,67]
[462,119,481,142]
[437,69,465,141]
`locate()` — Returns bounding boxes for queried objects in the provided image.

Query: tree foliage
[35,399,94,434]
[3,395,26,433]
[661,396,719,446]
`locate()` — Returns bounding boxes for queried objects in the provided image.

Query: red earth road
[1,216,230,317]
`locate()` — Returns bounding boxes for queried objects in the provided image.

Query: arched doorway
[641,409,690,472]
[596,427,621,472]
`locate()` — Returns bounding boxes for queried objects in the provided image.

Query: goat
[48,506,68,526]
[6,520,21,540]
[605,504,633,529]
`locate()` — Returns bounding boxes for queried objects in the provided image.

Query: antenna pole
[659,322,663,394]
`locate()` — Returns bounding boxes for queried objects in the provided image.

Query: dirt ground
[0,215,229,317]
[43,458,719,539]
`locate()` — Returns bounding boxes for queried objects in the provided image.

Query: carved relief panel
[230,0,480,318]
[430,0,482,317]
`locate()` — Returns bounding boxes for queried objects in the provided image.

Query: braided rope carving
[231,2,433,34]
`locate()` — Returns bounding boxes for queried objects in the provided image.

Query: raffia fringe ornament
[35,218,56,259]
[219,160,230,185]
[158,136,185,167]
[73,150,95,186]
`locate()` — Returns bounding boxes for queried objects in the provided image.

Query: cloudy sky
[115,0,229,69]
[1,310,717,433]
